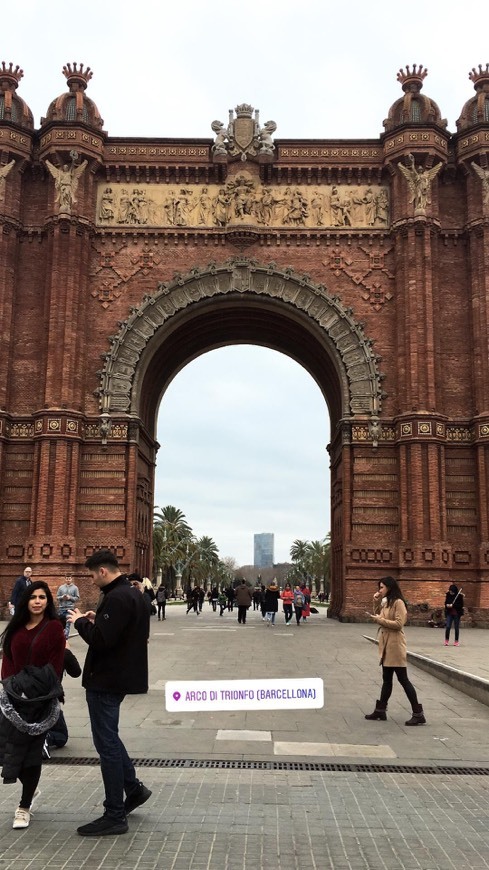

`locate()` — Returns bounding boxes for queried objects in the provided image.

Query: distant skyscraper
[254,533,274,568]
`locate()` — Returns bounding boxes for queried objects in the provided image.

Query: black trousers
[237,605,248,623]
[379,666,418,707]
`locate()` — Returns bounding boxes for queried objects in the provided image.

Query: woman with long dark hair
[0,580,65,829]
[444,584,464,646]
[365,576,426,726]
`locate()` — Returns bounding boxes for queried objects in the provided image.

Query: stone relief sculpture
[471,162,489,205]
[96,178,390,230]
[45,152,88,214]
[0,159,15,200]
[397,154,442,215]
[211,104,277,162]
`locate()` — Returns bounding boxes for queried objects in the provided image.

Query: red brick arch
[98,259,383,430]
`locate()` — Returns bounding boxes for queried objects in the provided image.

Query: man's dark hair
[85,549,119,571]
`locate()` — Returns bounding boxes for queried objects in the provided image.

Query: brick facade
[1,61,489,619]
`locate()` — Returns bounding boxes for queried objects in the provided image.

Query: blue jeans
[86,690,138,821]
[445,613,461,642]
[59,610,71,639]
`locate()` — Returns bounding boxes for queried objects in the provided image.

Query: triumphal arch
[2,60,489,619]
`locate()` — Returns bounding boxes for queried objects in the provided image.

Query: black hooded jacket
[0,663,63,783]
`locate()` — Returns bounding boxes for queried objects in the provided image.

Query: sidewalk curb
[363,635,489,708]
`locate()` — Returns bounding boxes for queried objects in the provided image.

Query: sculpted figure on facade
[198,188,213,224]
[310,190,325,226]
[99,187,115,222]
[213,188,231,226]
[227,174,256,219]
[258,120,277,155]
[375,188,389,225]
[285,188,308,226]
[397,154,442,214]
[471,162,489,206]
[45,155,88,214]
[0,159,15,201]
[211,120,228,155]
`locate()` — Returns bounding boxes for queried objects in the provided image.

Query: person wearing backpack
[293,585,305,625]
[156,583,167,621]
[444,584,464,646]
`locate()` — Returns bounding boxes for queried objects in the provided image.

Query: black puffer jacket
[0,663,63,783]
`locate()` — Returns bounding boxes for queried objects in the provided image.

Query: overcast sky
[8,1,489,564]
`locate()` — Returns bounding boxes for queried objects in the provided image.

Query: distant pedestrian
[56,576,80,638]
[281,583,294,625]
[293,585,305,625]
[259,584,267,620]
[302,585,311,622]
[365,576,426,726]
[218,590,227,616]
[186,587,200,615]
[198,587,205,613]
[252,587,261,611]
[235,580,252,624]
[226,586,235,612]
[210,587,219,612]
[264,581,280,627]
[9,567,33,615]
[444,584,464,646]
[68,549,152,837]
[156,584,166,620]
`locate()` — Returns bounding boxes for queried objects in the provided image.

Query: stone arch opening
[100,259,383,426]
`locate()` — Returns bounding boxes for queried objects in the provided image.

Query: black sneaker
[77,815,128,837]
[124,784,152,815]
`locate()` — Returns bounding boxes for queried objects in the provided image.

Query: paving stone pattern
[1,607,489,868]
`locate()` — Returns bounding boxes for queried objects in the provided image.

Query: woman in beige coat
[365,576,426,726]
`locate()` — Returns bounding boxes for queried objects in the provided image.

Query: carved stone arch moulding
[97,258,384,417]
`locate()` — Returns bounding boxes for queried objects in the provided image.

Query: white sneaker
[13,807,30,829]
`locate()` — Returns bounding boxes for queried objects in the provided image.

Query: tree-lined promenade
[152,506,330,596]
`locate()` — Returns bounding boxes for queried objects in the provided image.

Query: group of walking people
[212,579,313,626]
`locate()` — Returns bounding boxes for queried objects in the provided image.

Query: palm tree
[153,505,193,592]
[188,535,220,589]
[290,539,309,564]
[306,537,330,595]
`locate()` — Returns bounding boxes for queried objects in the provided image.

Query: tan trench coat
[373,597,408,667]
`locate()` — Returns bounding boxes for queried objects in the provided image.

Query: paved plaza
[1,604,489,868]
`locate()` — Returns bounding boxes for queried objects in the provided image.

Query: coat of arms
[211,104,277,162]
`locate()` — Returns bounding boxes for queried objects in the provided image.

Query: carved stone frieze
[97,259,383,418]
[95,176,390,230]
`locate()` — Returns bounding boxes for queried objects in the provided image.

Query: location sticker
[165,678,324,712]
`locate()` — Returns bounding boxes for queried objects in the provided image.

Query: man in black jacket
[68,549,151,837]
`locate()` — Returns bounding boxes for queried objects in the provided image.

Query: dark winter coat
[75,574,149,694]
[0,663,63,783]
[264,585,280,612]
[235,584,252,607]
[444,587,464,617]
